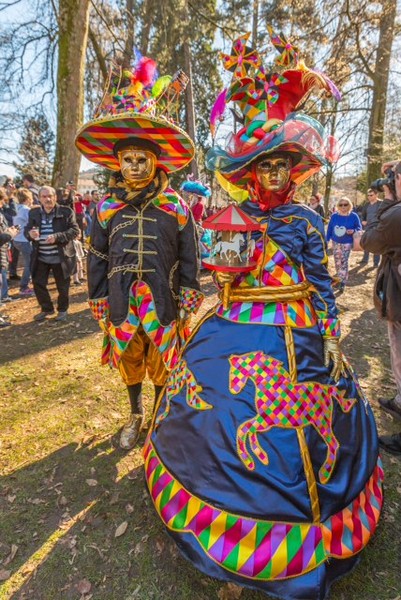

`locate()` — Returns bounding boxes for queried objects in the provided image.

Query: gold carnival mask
[118,147,157,189]
[255,156,291,192]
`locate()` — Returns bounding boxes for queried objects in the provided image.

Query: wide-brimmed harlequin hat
[75,57,194,174]
[206,30,341,191]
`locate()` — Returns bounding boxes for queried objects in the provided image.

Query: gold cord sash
[222,281,312,304]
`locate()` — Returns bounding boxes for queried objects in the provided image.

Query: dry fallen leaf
[133,541,144,556]
[217,583,243,600]
[109,492,120,506]
[125,503,134,514]
[155,538,165,555]
[114,521,128,538]
[0,569,11,581]
[85,479,98,487]
[76,578,92,595]
[3,544,18,566]
[7,494,16,503]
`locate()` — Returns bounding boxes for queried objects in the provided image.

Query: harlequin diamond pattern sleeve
[315,311,341,338]
[87,204,110,319]
[178,204,204,314]
[88,297,110,321]
[302,214,340,337]
[179,287,204,314]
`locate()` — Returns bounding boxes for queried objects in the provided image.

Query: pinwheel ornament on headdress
[220,33,261,79]
[254,68,289,107]
[207,28,341,192]
[268,26,300,67]
[75,55,194,174]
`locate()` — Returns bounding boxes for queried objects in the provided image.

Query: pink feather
[134,57,157,87]
[210,89,227,136]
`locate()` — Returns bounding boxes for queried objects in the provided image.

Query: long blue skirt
[144,313,383,600]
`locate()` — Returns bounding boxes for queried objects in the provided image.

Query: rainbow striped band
[144,441,383,581]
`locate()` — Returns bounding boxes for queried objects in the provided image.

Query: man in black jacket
[25,186,79,322]
[361,161,401,455]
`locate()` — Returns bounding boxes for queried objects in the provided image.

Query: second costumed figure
[144,32,383,600]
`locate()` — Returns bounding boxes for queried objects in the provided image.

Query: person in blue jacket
[326,197,361,293]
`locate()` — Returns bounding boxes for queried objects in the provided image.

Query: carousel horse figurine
[212,232,244,262]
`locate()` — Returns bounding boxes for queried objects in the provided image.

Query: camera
[371,168,396,195]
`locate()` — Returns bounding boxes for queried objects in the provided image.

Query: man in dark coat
[25,185,79,322]
[361,161,401,455]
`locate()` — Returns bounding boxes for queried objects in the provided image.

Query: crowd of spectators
[0,173,101,327]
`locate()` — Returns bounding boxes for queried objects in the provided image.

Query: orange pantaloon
[118,325,168,386]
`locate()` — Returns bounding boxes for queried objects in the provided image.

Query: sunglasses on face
[338,203,349,207]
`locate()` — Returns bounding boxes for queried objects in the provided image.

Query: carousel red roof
[203,204,260,231]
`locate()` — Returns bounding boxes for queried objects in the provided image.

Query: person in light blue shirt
[13,188,34,296]
[326,196,362,293]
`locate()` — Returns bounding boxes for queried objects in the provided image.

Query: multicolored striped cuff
[179,287,204,314]
[316,312,341,338]
[88,297,110,321]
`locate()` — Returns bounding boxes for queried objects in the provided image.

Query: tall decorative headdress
[75,56,194,173]
[207,29,341,193]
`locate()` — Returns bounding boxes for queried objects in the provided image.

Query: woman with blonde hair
[326,196,361,293]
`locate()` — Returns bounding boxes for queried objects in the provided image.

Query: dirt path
[0,254,400,600]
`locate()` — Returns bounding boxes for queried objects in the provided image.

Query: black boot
[119,384,145,450]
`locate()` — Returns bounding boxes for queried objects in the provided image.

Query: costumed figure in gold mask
[144,32,383,599]
[76,58,203,450]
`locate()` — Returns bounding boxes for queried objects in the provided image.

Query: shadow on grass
[0,275,217,366]
[340,306,388,379]
[0,305,98,365]
[0,435,224,600]
[3,437,401,600]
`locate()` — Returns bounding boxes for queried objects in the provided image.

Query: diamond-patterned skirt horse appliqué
[229,351,356,483]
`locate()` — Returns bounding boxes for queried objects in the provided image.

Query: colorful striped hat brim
[75,113,195,173]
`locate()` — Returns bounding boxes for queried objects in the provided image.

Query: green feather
[152,75,172,98]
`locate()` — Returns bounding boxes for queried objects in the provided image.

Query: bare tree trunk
[140,0,155,55]
[52,0,91,188]
[122,0,135,69]
[323,110,338,217]
[252,0,259,47]
[311,174,319,196]
[366,0,397,185]
[323,167,333,217]
[88,27,108,83]
[182,1,198,179]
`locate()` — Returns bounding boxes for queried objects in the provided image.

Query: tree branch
[88,26,108,83]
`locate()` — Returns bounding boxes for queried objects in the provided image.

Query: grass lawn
[1,257,400,600]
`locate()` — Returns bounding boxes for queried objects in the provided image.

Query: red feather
[134,57,157,86]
